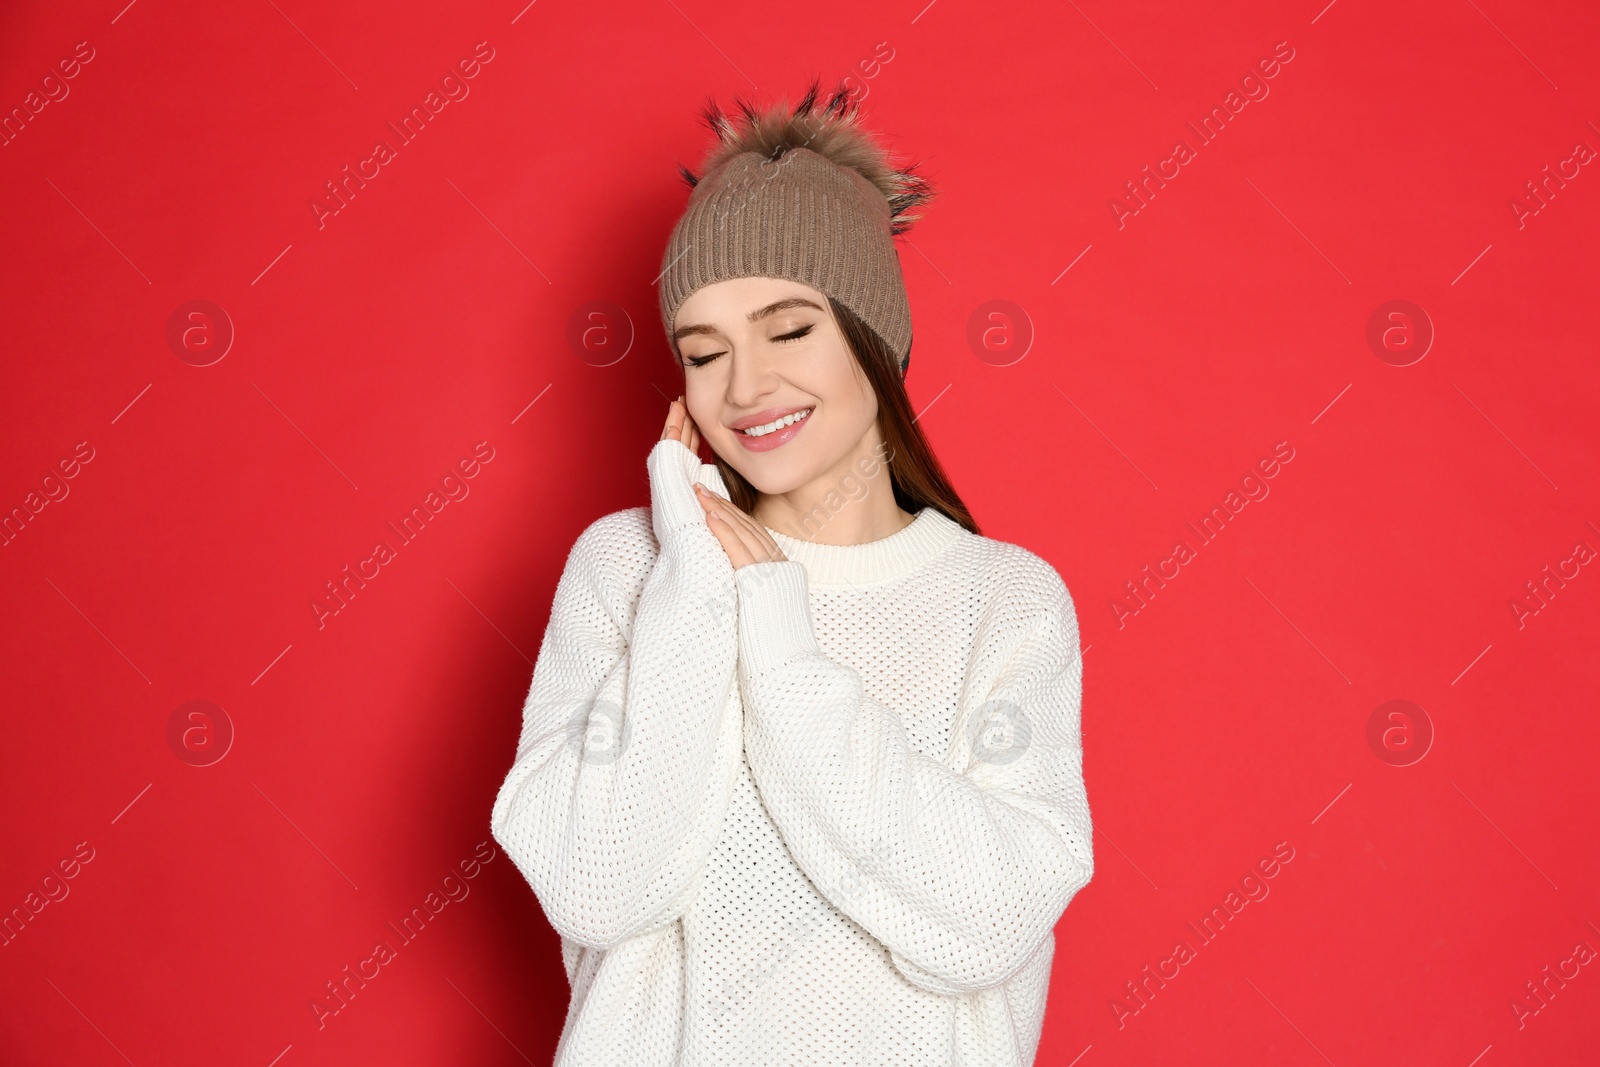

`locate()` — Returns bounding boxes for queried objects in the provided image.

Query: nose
[723,346,780,411]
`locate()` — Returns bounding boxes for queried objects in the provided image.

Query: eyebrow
[671,297,825,343]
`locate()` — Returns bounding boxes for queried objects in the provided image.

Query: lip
[729,404,815,453]
[729,404,814,431]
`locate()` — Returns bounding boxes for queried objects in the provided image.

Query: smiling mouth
[736,407,814,437]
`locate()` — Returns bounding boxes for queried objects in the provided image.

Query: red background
[3,0,1598,1063]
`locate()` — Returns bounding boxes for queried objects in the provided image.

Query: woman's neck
[751,449,913,547]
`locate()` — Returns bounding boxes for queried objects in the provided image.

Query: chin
[729,467,791,497]
[723,451,814,497]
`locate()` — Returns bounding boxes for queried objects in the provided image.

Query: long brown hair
[700,295,980,537]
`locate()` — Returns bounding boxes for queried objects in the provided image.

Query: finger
[697,487,745,527]
[710,503,782,563]
[703,494,786,564]
[677,398,694,449]
[748,526,784,561]
[724,508,786,562]
[693,483,726,512]
[664,398,684,445]
[705,509,756,567]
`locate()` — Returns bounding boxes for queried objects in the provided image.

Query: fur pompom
[675,75,935,237]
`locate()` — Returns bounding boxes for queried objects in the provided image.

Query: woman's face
[673,276,880,498]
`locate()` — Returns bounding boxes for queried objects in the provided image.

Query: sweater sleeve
[490,438,742,950]
[731,557,1094,996]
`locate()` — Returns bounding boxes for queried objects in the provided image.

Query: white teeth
[740,408,812,437]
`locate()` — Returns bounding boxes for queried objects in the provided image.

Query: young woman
[491,79,1094,1067]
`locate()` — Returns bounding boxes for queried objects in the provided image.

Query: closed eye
[683,324,815,368]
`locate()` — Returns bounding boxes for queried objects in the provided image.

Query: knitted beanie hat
[658,79,935,377]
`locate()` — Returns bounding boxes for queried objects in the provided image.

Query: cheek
[684,393,719,435]
[818,365,875,422]
[811,388,875,451]
[804,346,860,402]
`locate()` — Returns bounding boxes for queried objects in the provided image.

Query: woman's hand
[662,395,788,569]
[694,483,789,570]
[661,395,702,453]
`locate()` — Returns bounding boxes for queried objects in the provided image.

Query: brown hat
[658,80,935,377]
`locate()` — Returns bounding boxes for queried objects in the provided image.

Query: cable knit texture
[491,438,1094,1067]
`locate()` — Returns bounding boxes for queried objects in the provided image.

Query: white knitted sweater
[491,438,1093,1067]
